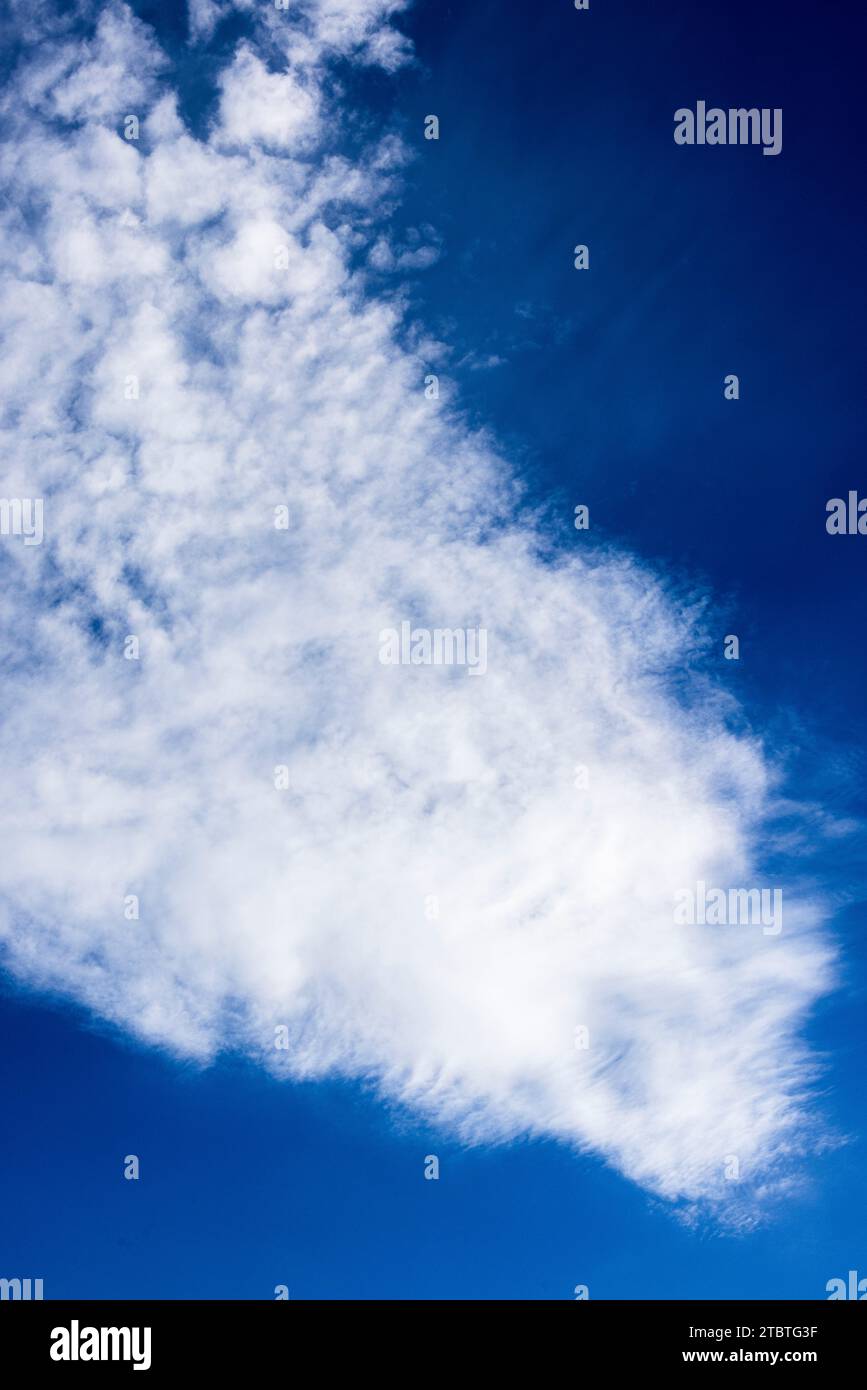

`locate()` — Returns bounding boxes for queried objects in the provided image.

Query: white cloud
[215,45,320,153]
[368,227,441,272]
[188,0,251,45]
[269,0,413,71]
[8,3,166,123]
[0,1,839,1222]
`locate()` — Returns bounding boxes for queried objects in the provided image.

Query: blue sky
[1,0,865,1299]
[3,979,865,1300]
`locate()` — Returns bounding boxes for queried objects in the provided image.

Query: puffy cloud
[303,0,413,69]
[368,226,442,272]
[188,0,252,45]
[215,45,320,153]
[265,0,413,71]
[0,1,838,1221]
[6,3,166,123]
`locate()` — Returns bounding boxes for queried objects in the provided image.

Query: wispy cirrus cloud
[0,0,838,1222]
